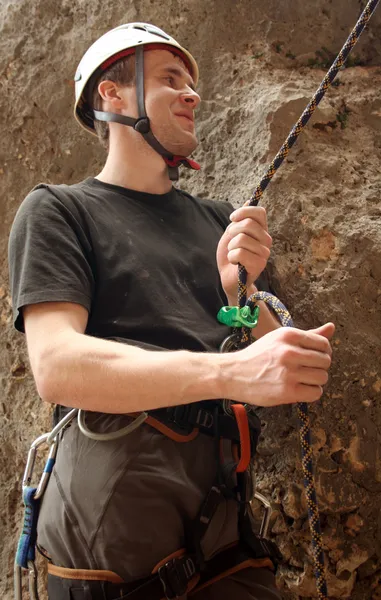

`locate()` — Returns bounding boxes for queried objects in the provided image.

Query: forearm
[36,332,223,413]
[226,285,281,339]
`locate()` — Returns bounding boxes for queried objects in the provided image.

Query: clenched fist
[219,323,335,407]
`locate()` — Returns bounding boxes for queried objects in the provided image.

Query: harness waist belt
[53,401,262,454]
[47,541,278,600]
[149,401,261,451]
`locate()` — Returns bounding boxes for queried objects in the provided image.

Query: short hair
[91,55,136,149]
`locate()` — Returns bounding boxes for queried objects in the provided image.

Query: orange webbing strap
[231,404,251,473]
[144,415,199,442]
[48,551,200,600]
[47,563,124,583]
[190,558,274,596]
[47,545,274,599]
[189,542,274,596]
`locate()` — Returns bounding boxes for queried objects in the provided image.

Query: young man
[9,23,334,600]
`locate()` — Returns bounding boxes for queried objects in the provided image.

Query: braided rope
[249,292,327,595]
[235,2,380,598]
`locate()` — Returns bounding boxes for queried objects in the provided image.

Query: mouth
[174,113,194,124]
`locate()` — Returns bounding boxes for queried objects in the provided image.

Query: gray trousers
[38,412,281,599]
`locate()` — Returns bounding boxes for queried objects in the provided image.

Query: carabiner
[22,433,51,491]
[22,409,77,499]
[219,332,241,354]
[247,467,272,539]
[253,491,272,539]
[22,434,58,500]
[14,560,39,600]
[28,561,39,600]
[14,562,22,600]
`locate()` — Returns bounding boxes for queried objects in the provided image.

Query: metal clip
[22,433,58,500]
[14,560,39,600]
[252,491,272,539]
[219,332,241,354]
[22,409,77,499]
[28,561,39,600]
[15,410,77,600]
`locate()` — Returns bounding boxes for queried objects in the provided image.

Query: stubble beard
[151,119,198,157]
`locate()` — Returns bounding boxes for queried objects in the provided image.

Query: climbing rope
[231,1,380,598]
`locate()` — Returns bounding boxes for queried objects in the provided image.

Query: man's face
[120,49,201,156]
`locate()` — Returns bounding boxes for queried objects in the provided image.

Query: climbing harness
[14,401,279,600]
[14,2,380,599]
[218,1,381,599]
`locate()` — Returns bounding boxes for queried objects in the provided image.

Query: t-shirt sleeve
[8,185,95,333]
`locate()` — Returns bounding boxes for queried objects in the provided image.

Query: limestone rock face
[1,1,381,599]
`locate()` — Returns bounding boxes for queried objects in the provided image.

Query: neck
[96,131,173,195]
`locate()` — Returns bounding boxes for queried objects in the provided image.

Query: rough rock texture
[1,1,381,598]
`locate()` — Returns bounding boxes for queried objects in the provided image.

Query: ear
[97,80,125,110]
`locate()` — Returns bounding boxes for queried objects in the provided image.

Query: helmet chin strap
[93,46,200,181]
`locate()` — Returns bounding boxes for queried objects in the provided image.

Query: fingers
[275,327,332,357]
[297,366,329,386]
[292,384,324,404]
[228,238,270,272]
[227,222,272,249]
[226,210,272,275]
[273,380,325,405]
[292,348,332,369]
[310,322,336,340]
[298,329,333,356]
[230,206,268,231]
[228,250,268,276]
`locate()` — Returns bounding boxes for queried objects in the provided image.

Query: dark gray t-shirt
[8,177,250,353]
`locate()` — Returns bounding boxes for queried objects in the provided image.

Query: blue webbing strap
[16,487,40,568]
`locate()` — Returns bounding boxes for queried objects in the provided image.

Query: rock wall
[1,1,381,598]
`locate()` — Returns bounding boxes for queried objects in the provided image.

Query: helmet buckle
[134,117,150,134]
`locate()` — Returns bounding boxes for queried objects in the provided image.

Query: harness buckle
[166,404,198,432]
[158,556,196,599]
[134,117,150,134]
[195,408,214,430]
[167,404,214,433]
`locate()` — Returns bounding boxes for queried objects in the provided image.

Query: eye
[164,76,176,87]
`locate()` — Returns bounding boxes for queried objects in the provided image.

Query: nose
[180,88,201,109]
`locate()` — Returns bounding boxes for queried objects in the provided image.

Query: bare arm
[24,302,223,413]
[24,302,334,413]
